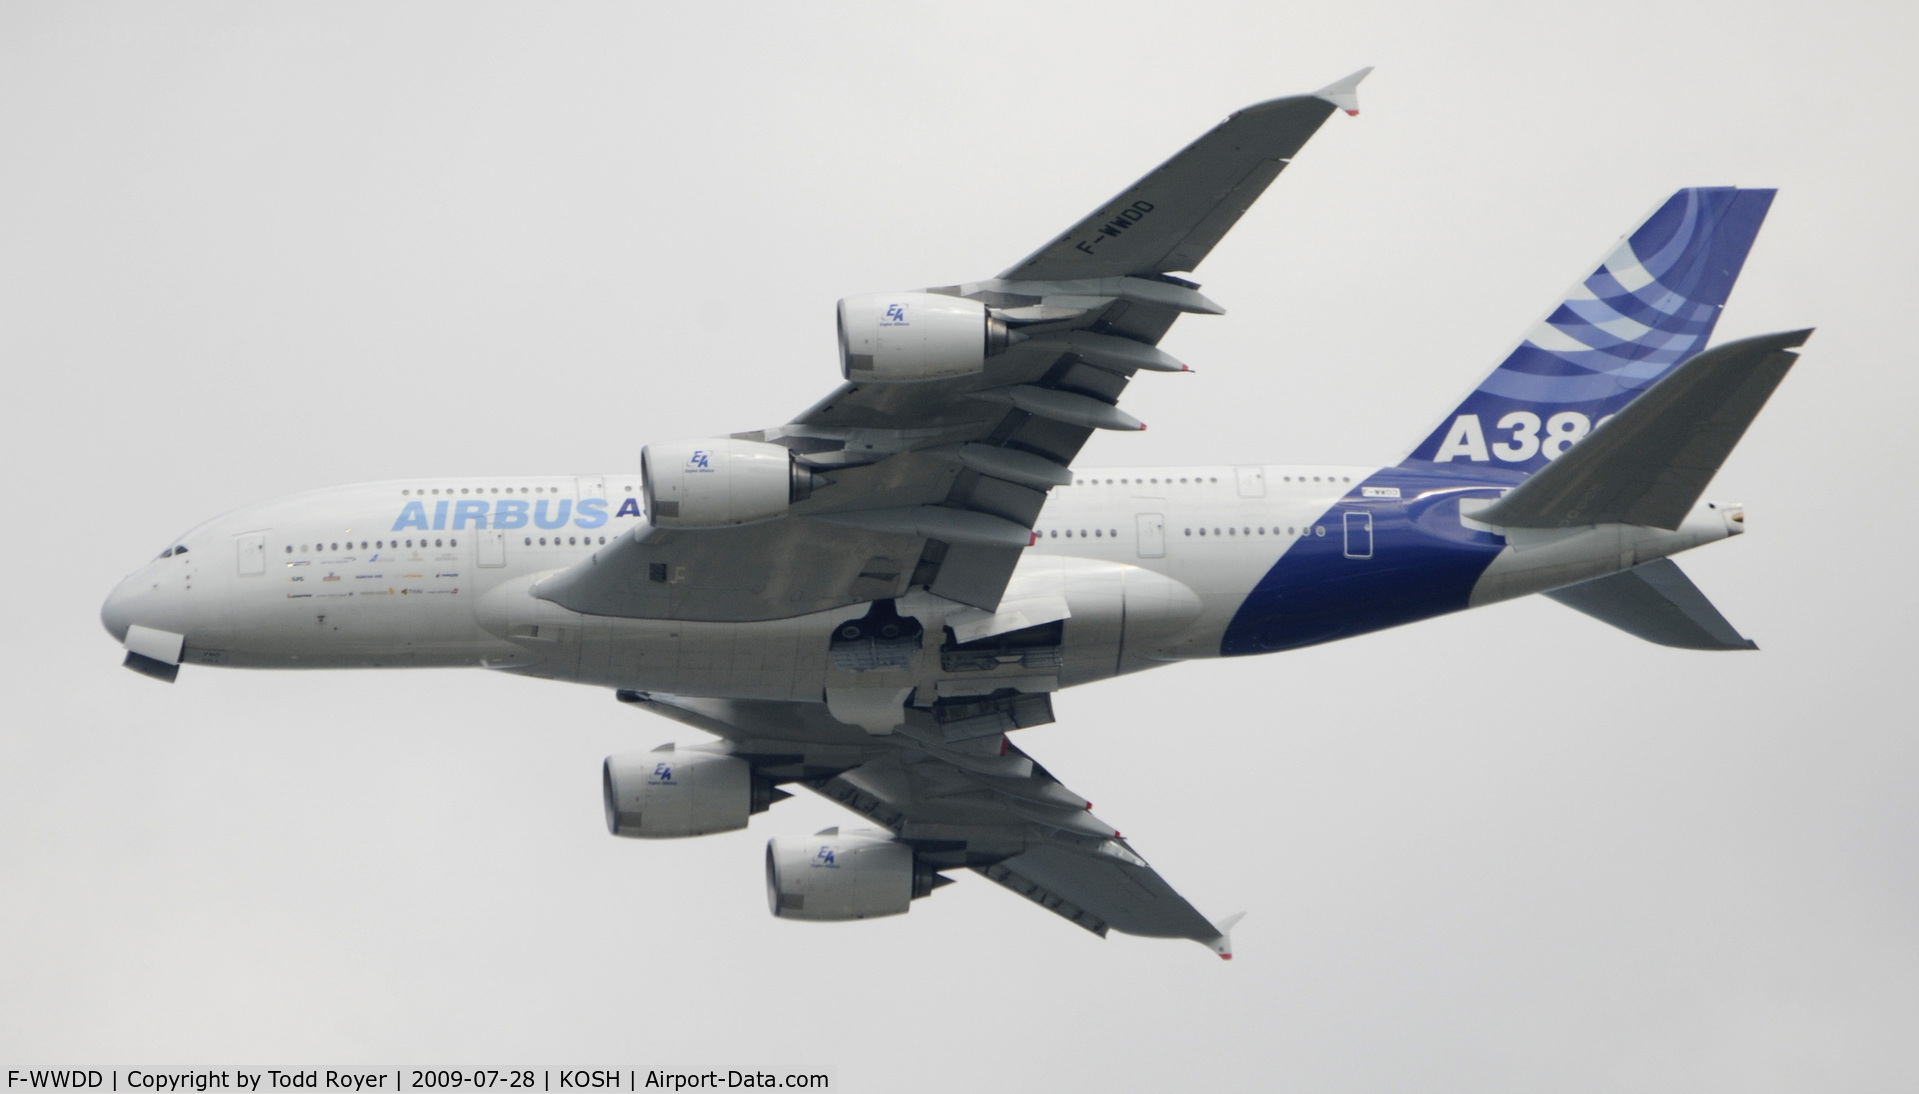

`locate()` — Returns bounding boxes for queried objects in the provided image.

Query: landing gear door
[1136,513,1166,559]
[477,529,506,568]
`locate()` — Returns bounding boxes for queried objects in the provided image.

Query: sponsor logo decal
[880,303,908,326]
[813,846,837,867]
[390,496,610,531]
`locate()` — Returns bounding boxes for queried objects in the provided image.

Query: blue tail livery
[1402,187,1775,475]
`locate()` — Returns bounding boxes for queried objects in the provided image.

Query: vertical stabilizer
[1402,188,1774,475]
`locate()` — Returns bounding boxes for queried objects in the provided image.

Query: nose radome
[101,579,133,644]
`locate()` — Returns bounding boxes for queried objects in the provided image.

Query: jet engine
[764,829,949,921]
[837,292,1014,383]
[603,745,785,839]
[640,438,818,528]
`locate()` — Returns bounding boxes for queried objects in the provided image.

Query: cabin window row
[402,486,560,496]
[1068,475,1354,486]
[396,485,639,496]
[1183,526,1323,537]
[287,539,459,553]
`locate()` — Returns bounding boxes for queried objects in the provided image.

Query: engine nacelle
[640,438,815,529]
[765,829,943,921]
[837,292,1012,383]
[603,746,756,839]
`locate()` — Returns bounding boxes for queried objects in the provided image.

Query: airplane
[100,69,1808,958]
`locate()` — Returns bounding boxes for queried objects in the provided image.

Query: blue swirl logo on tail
[1403,187,1774,475]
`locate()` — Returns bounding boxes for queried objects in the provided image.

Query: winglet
[1207,911,1247,960]
[1313,67,1373,116]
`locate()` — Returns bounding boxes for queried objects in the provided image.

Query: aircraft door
[1235,466,1266,497]
[477,529,506,568]
[1135,513,1166,559]
[236,533,265,576]
[1343,511,1373,559]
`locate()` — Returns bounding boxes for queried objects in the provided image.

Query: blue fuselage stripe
[1220,467,1518,655]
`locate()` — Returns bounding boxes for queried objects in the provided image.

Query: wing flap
[978,841,1223,945]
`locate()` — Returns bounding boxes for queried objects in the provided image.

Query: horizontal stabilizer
[1476,329,1810,529]
[1545,558,1757,650]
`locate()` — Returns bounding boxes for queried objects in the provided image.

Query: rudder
[1402,187,1775,475]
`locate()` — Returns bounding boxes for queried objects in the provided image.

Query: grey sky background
[3,2,1915,1089]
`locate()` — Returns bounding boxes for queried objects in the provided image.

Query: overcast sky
[3,2,1915,1089]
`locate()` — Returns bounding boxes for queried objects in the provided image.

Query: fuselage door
[1343,511,1374,559]
[1236,467,1266,497]
[477,529,506,568]
[1136,513,1166,559]
[236,532,266,576]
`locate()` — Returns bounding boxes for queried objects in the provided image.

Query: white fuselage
[101,464,1743,700]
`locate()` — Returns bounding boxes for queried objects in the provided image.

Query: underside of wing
[623,692,1237,955]
[537,74,1366,623]
[1001,69,1370,282]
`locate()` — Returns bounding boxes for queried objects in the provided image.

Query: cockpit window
[155,545,188,559]
[173,545,187,555]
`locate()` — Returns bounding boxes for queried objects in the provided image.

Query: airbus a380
[101,70,1807,957]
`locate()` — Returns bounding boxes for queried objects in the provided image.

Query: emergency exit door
[1136,513,1166,558]
[477,529,506,568]
[236,533,265,575]
[1343,511,1373,559]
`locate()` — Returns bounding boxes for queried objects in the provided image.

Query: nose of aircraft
[101,576,135,644]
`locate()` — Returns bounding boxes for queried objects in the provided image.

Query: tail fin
[1402,187,1775,475]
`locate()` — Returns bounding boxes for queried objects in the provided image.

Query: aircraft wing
[535,74,1366,623]
[623,691,1240,956]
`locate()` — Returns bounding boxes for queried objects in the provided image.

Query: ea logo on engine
[685,449,713,472]
[648,763,674,784]
[881,303,908,326]
[814,846,838,867]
